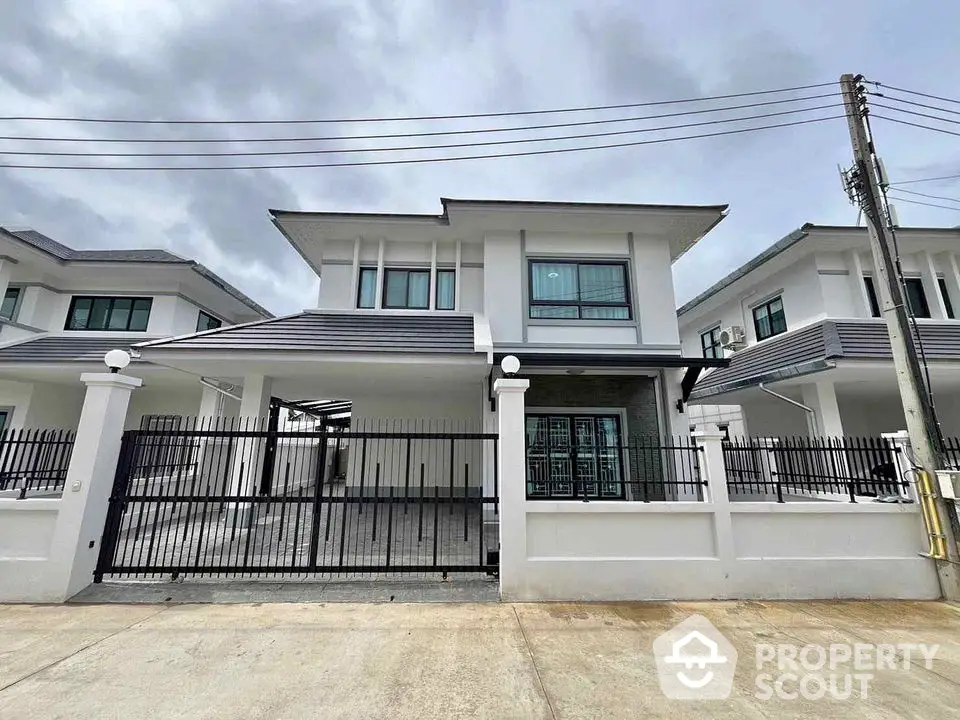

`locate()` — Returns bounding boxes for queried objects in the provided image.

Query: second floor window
[864,276,881,317]
[904,278,931,318]
[66,296,152,332]
[0,287,21,321]
[383,269,430,309]
[752,296,786,341]
[357,268,377,309]
[197,311,222,332]
[529,261,631,320]
[436,269,455,310]
[939,278,955,319]
[701,326,722,359]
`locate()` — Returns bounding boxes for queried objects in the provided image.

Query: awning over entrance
[134,311,491,399]
[688,318,960,402]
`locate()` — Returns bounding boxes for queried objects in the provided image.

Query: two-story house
[678,223,960,438]
[0,227,272,431]
[135,198,728,500]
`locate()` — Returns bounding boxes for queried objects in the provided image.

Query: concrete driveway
[1,600,958,719]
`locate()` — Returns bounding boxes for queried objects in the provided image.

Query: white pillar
[920,252,948,319]
[693,425,735,567]
[197,383,223,419]
[47,372,141,601]
[494,377,529,601]
[229,375,272,519]
[801,380,844,437]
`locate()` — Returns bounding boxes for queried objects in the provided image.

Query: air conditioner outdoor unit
[719,326,745,348]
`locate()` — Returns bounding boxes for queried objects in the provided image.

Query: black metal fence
[723,436,908,502]
[0,428,76,498]
[525,435,705,501]
[95,417,498,580]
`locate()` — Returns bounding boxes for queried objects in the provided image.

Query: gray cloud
[1,0,958,315]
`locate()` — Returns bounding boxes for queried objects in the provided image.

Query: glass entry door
[525,414,624,499]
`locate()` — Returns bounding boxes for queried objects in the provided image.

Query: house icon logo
[653,614,738,700]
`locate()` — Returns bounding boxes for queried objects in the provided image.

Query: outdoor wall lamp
[500,355,521,376]
[104,349,132,374]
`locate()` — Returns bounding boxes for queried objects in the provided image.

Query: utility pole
[840,73,960,598]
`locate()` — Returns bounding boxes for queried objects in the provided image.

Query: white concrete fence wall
[0,369,945,603]
[495,381,942,602]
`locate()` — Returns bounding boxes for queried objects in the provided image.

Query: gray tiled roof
[0,335,150,363]
[1,228,272,318]
[137,312,479,354]
[689,319,960,400]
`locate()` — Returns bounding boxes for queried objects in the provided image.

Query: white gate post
[47,372,141,601]
[494,374,529,601]
[693,425,735,568]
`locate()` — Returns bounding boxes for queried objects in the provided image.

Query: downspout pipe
[758,382,819,436]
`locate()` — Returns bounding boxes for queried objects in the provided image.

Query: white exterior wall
[0,499,60,602]
[125,386,204,429]
[483,235,523,343]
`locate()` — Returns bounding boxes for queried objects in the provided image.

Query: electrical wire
[887,173,960,187]
[0,114,843,170]
[872,115,960,139]
[0,103,842,158]
[864,81,960,107]
[887,188,960,205]
[0,93,841,144]
[870,103,960,127]
[867,94,960,118]
[886,195,960,212]
[0,81,838,125]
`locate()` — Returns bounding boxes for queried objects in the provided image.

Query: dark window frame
[0,286,22,322]
[939,278,955,319]
[356,267,377,309]
[65,296,153,332]
[527,259,633,320]
[382,268,431,310]
[903,277,931,319]
[701,326,722,359]
[864,276,881,318]
[435,269,456,311]
[752,295,787,341]
[524,412,626,500]
[197,310,222,332]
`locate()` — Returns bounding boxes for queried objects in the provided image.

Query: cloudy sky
[2,0,958,316]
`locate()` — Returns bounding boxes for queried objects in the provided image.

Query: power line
[888,173,960,187]
[0,114,842,170]
[0,104,842,158]
[0,93,840,144]
[868,93,960,118]
[887,188,960,205]
[873,115,960,139]
[864,80,960,107]
[887,194,960,212]
[0,82,837,125]
[870,103,960,126]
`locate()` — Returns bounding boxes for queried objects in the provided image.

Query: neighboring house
[678,223,960,437]
[135,198,728,500]
[0,227,273,431]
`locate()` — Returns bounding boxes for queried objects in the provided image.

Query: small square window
[197,311,222,332]
[701,327,722,359]
[383,269,430,309]
[752,296,786,341]
[0,287,21,321]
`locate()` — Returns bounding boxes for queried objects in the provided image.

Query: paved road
[1,600,958,718]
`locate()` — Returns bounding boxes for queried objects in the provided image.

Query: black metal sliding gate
[94,419,499,581]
